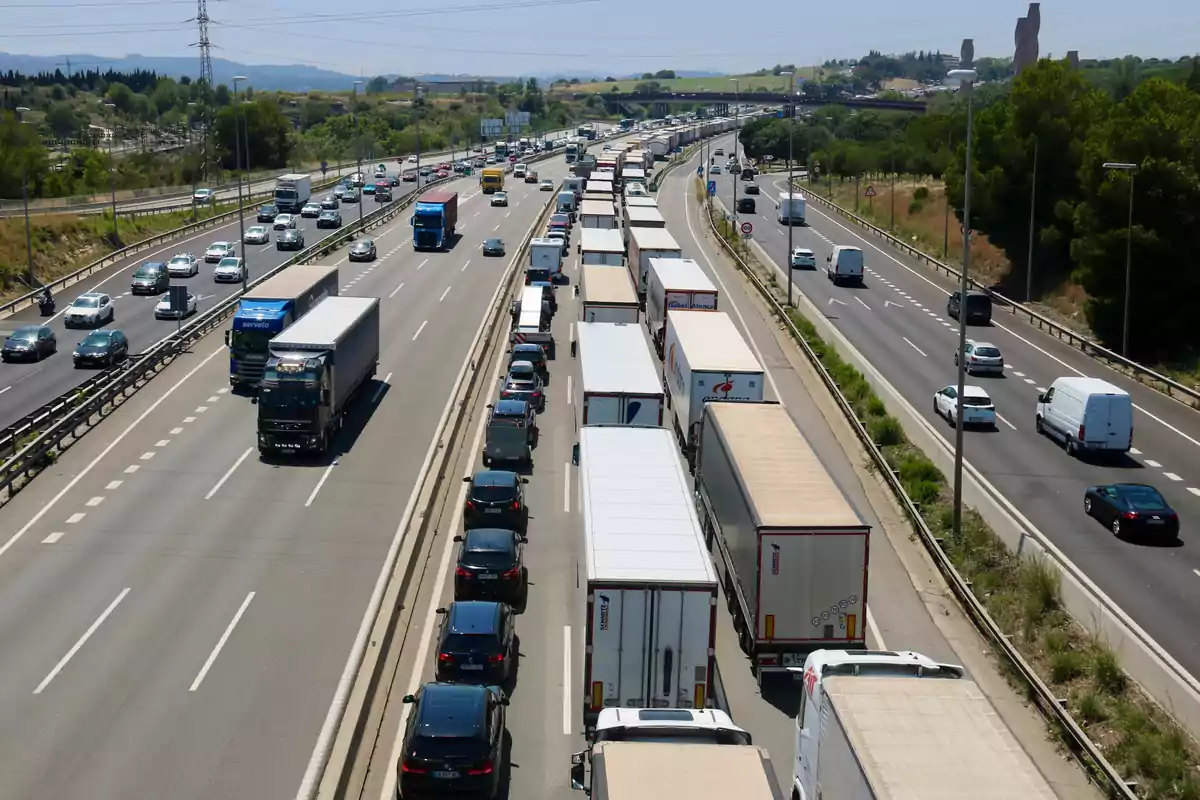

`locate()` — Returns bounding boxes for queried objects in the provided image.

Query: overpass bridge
[566,90,927,118]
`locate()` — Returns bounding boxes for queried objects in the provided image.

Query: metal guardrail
[703,202,1137,799]
[796,181,1200,410]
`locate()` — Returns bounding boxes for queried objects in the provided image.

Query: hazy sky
[2,0,1197,77]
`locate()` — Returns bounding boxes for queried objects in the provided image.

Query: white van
[826,245,864,286]
[513,163,528,178]
[1035,377,1133,457]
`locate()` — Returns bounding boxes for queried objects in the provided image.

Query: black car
[257,204,279,222]
[501,361,546,412]
[482,238,505,257]
[434,601,517,684]
[130,261,170,294]
[277,229,305,250]
[453,528,527,603]
[744,183,760,195]
[2,324,56,362]
[947,290,993,325]
[507,343,547,375]
[72,328,128,368]
[462,470,529,533]
[736,197,756,213]
[316,210,342,229]
[348,238,377,261]
[1084,483,1179,539]
[397,683,507,800]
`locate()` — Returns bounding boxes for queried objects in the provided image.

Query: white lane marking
[34,588,131,694]
[123,465,140,474]
[1014,371,1026,377]
[217,387,230,394]
[505,211,511,218]
[412,320,428,341]
[566,374,573,405]
[417,258,428,271]
[1130,447,1142,455]
[0,386,10,396]
[996,413,1017,430]
[206,447,253,500]
[170,427,184,435]
[1194,568,1200,578]
[460,259,471,272]
[563,461,571,513]
[85,497,104,507]
[189,591,256,692]
[105,480,123,490]
[439,286,452,303]
[183,416,196,423]
[66,512,85,523]
[140,452,155,461]
[305,464,335,507]
[1023,378,1035,385]
[42,532,64,544]
[388,281,405,299]
[1036,386,1047,393]
[1189,488,1200,497]
[828,297,846,306]
[196,406,208,413]
[155,439,170,448]
[1144,459,1162,468]
[902,337,927,357]
[854,296,871,311]
[492,224,500,232]
[1163,472,1182,482]
[207,395,220,403]
[563,625,573,735]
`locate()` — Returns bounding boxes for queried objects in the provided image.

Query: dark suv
[454,528,527,604]
[508,343,547,376]
[130,262,169,294]
[947,290,993,325]
[434,601,517,684]
[257,204,279,222]
[501,362,546,412]
[462,470,529,533]
[398,682,507,799]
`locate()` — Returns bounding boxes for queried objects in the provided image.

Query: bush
[867,415,904,446]
[913,186,930,201]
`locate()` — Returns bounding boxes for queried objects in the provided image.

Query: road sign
[480,118,504,137]
[864,185,877,197]
[697,166,703,177]
[320,161,328,176]
[740,221,753,235]
[707,180,717,196]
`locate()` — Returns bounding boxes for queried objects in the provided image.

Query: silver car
[167,253,199,277]
[204,242,235,263]
[273,213,297,230]
[213,256,246,283]
[244,225,270,244]
[955,340,1005,375]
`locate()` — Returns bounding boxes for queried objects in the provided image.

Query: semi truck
[480,167,505,194]
[790,649,1058,800]
[580,265,639,323]
[274,174,312,213]
[776,192,806,225]
[695,402,870,679]
[411,190,458,250]
[256,296,380,455]
[577,425,718,728]
[574,322,663,427]
[645,258,717,357]
[627,227,682,301]
[662,310,764,464]
[225,263,340,391]
[570,741,784,800]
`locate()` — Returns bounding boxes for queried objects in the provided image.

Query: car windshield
[509,365,535,380]
[471,485,516,503]
[321,211,336,217]
[410,734,487,761]
[495,193,506,199]
[461,549,514,569]
[81,332,110,347]
[73,296,100,308]
[135,265,161,277]
[353,241,372,251]
[485,239,502,247]
[1118,485,1167,510]
[9,328,38,342]
[974,346,1001,358]
[210,244,228,252]
[218,258,240,267]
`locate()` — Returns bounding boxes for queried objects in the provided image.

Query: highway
[0,154,570,800]
[354,146,1093,799]
[703,134,1200,681]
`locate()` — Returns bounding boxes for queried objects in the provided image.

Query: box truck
[789,649,1058,800]
[580,199,619,230]
[628,227,682,301]
[662,310,764,463]
[575,322,664,427]
[570,742,784,800]
[578,425,718,728]
[695,402,870,679]
[257,296,380,455]
[273,174,311,212]
[580,228,625,267]
[645,258,718,358]
[777,192,806,225]
[526,237,564,284]
[580,265,639,323]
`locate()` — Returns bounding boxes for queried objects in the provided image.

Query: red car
[402,171,417,182]
[438,162,451,171]
[436,169,450,179]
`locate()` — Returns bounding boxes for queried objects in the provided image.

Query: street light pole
[947,56,977,539]
[187,102,198,221]
[353,80,364,229]
[103,102,119,244]
[780,72,796,307]
[232,76,248,293]
[15,106,35,288]
[1103,161,1137,356]
[730,79,740,239]
[1027,136,1038,302]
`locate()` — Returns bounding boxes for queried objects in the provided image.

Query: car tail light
[1078,424,1086,441]
[501,567,519,580]
[438,652,454,663]
[1123,511,1139,520]
[465,500,475,511]
[531,391,541,398]
[466,760,494,776]
[512,501,521,510]
[401,761,428,774]
[456,567,472,579]
[488,652,505,663]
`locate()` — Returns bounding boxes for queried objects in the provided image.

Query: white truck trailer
[695,402,870,679]
[574,322,663,428]
[580,265,639,323]
[662,310,764,464]
[790,649,1058,800]
[645,258,718,357]
[578,425,718,728]
[571,742,784,800]
[580,228,625,267]
[273,173,312,213]
[777,191,806,225]
[580,199,619,230]
[627,227,682,302]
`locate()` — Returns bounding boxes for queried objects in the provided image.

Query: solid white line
[460,259,471,272]
[412,320,428,341]
[189,591,256,692]
[42,532,64,544]
[563,625,573,735]
[206,447,253,500]
[996,413,1017,430]
[854,296,871,311]
[439,286,451,302]
[563,461,571,513]
[370,372,393,404]
[305,464,335,507]
[388,281,405,299]
[902,337,927,357]
[566,374,573,405]
[34,588,131,694]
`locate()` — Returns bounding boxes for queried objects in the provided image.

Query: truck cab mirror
[572,443,580,465]
[1037,392,1047,403]
[224,330,231,347]
[570,753,589,794]
[462,476,471,483]
[519,535,529,543]
[321,388,331,405]
[453,535,464,542]
[435,607,448,615]
[521,477,529,484]
[402,694,416,704]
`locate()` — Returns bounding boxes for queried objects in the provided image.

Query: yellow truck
[480,167,505,194]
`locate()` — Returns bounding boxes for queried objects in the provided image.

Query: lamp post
[779,72,796,307]
[231,76,248,292]
[352,80,364,229]
[730,78,740,238]
[103,102,119,243]
[1026,135,1038,302]
[946,56,977,539]
[187,101,198,221]
[14,106,35,288]
[1103,161,1137,356]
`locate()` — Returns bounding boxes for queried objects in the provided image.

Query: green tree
[212,98,292,169]
[0,110,49,197]
[45,102,81,138]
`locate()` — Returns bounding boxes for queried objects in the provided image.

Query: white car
[407,155,418,164]
[955,340,1005,375]
[491,191,508,207]
[934,384,997,429]
[789,247,816,269]
[64,292,115,328]
[273,214,297,230]
[193,188,214,204]
[540,179,554,191]
[213,256,246,283]
[167,252,199,277]
[300,202,322,218]
[709,165,721,174]
[244,225,270,244]
[155,291,196,320]
[204,242,235,263]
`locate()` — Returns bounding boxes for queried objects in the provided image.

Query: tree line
[738,56,1200,362]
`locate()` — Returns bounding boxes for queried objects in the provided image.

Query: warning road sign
[864,185,877,197]
[740,221,753,235]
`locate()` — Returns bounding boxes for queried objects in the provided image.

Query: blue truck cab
[412,189,459,251]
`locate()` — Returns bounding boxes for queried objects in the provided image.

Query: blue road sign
[707,180,717,196]
[696,166,703,177]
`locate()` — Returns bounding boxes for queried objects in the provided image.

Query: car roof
[463,528,517,552]
[448,600,502,634]
[11,324,45,334]
[509,361,535,371]
[962,385,991,398]
[512,343,543,354]
[472,469,519,488]
[141,261,167,267]
[485,237,502,244]
[969,341,998,349]
[77,291,105,299]
[413,683,489,737]
[493,399,529,415]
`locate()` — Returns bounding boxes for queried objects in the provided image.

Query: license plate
[461,664,484,671]
[484,508,501,514]
[478,574,497,580]
[432,770,460,779]
[1148,518,1164,525]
